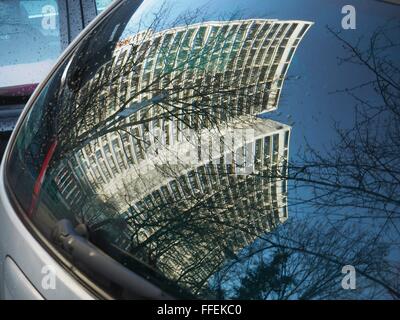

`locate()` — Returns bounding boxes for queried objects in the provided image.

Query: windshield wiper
[51,219,173,300]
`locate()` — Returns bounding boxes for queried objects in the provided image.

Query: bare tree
[285,22,400,242]
[205,218,397,299]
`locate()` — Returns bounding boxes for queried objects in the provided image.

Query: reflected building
[53,115,292,293]
[112,117,291,292]
[68,18,311,185]
[95,116,290,220]
[46,18,311,294]
[109,18,313,113]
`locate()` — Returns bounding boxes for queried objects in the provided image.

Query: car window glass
[7,0,400,299]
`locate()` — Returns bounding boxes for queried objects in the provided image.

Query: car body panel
[3,256,44,300]
[0,159,94,299]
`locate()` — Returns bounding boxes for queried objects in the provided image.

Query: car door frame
[62,0,98,46]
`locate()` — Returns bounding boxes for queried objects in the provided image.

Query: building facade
[67,18,311,187]
[44,18,311,294]
[117,118,291,293]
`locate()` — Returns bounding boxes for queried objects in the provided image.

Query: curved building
[40,18,311,294]
[62,18,311,186]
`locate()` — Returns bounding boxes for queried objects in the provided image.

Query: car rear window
[0,0,61,98]
[6,0,400,299]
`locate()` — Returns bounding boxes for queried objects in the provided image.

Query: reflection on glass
[9,14,313,297]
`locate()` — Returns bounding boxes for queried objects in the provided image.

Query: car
[0,0,114,154]
[0,0,399,300]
